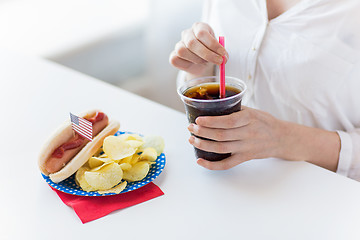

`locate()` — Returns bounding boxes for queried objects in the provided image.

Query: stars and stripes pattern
[69,112,93,141]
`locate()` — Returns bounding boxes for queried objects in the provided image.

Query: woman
[169,0,360,180]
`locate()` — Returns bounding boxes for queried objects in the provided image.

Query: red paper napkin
[51,182,164,223]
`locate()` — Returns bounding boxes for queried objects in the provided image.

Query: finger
[192,22,228,56]
[169,50,194,70]
[189,135,242,154]
[196,154,248,170]
[175,41,207,65]
[224,53,229,64]
[188,123,251,141]
[182,29,223,65]
[195,109,251,129]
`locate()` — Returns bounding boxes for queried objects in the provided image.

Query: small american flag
[70,112,93,141]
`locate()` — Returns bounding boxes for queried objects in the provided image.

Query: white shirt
[180,0,360,181]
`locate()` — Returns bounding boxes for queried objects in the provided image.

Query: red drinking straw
[219,36,225,98]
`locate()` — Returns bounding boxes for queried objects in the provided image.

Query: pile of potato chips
[75,133,164,194]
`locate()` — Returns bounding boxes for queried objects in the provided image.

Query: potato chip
[120,155,132,164]
[85,162,123,190]
[138,135,165,156]
[126,140,143,149]
[119,163,132,171]
[117,134,143,142]
[93,147,103,157]
[140,160,156,165]
[89,161,113,172]
[97,181,127,194]
[123,162,150,182]
[103,135,136,160]
[88,156,112,169]
[75,166,96,192]
[140,147,157,162]
[76,133,164,193]
[75,166,86,184]
[130,154,140,165]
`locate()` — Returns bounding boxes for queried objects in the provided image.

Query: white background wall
[142,0,204,111]
[0,0,204,112]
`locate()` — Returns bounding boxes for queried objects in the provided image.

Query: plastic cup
[178,76,247,161]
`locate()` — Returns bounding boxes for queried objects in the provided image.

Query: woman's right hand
[169,22,228,77]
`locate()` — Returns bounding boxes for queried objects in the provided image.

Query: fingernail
[215,56,223,65]
[189,136,195,143]
[188,124,194,131]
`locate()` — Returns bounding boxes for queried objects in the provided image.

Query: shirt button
[248,74,252,80]
[252,47,256,51]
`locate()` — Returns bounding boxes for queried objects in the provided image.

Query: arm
[278,120,340,171]
[188,106,341,172]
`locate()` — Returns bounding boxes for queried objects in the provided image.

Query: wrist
[275,120,340,172]
[273,120,296,160]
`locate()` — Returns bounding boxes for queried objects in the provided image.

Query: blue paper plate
[42,131,166,196]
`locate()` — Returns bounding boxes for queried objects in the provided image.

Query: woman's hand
[188,106,341,171]
[188,106,284,170]
[169,22,228,78]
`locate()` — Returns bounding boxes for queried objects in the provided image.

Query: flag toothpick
[69,113,93,141]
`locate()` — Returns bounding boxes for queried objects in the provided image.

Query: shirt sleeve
[336,129,360,181]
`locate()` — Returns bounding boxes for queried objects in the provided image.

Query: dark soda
[183,83,242,161]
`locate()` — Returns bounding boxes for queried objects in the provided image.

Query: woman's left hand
[188,106,285,170]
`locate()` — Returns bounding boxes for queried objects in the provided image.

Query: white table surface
[1,50,360,240]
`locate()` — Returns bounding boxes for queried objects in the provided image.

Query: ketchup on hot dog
[86,111,105,124]
[45,111,109,174]
[51,136,84,158]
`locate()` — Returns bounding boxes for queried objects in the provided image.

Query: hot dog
[38,110,120,183]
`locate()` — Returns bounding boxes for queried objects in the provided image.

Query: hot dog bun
[38,110,120,183]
